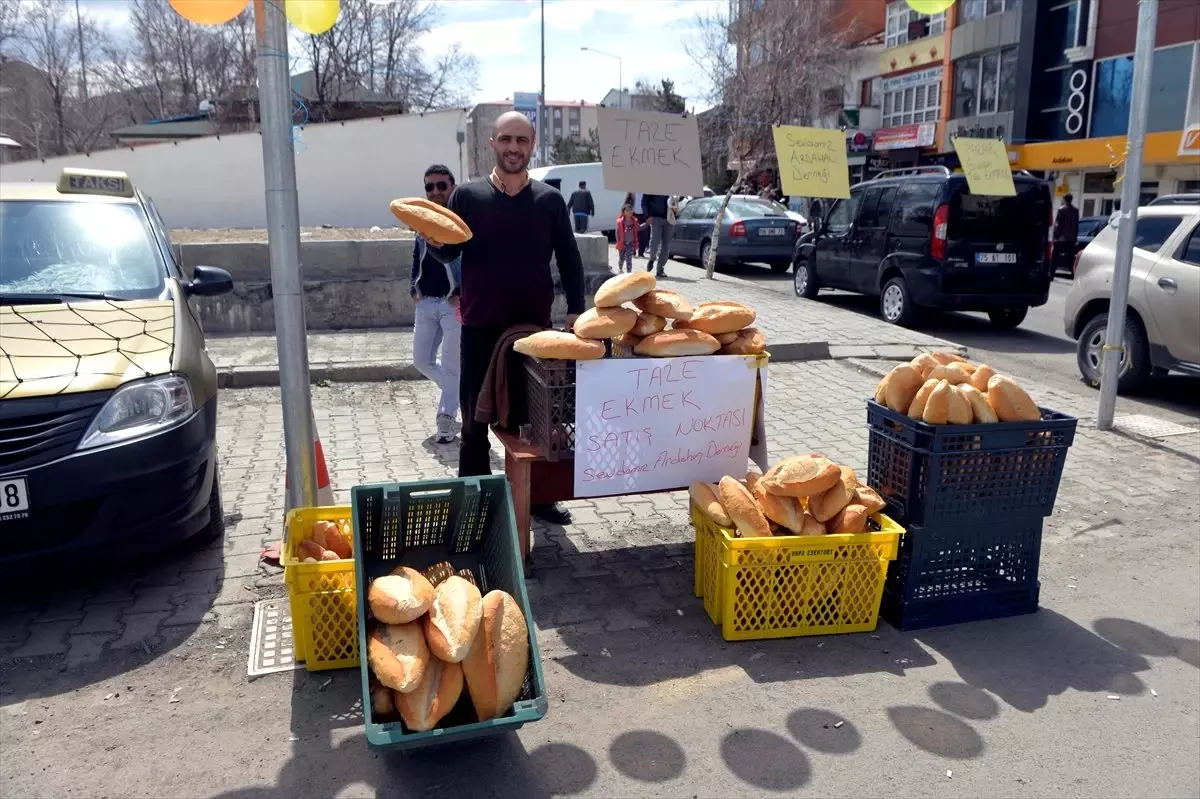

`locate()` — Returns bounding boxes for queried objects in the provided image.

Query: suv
[1063,205,1200,391]
[792,166,1053,328]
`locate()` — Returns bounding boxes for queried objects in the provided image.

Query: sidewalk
[207,255,964,387]
[2,358,1196,798]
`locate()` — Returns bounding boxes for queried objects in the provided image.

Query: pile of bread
[691,454,886,538]
[389,197,472,244]
[513,272,767,360]
[297,518,353,562]
[365,563,529,732]
[875,351,1042,425]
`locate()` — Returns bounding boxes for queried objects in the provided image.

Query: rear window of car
[948,181,1050,242]
[1130,215,1184,253]
[889,182,941,236]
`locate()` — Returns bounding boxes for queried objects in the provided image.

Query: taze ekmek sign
[596,107,704,196]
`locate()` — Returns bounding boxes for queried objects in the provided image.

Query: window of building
[1179,180,1200,194]
[553,108,561,119]
[953,47,1018,118]
[882,79,941,128]
[1092,43,1195,137]
[885,1,946,48]
[569,124,580,137]
[859,77,882,107]
[822,87,843,111]
[958,0,1021,24]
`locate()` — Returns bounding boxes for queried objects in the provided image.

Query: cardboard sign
[952,136,1016,196]
[772,126,850,199]
[596,107,703,196]
[573,355,759,498]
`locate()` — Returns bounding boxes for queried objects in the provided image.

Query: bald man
[428,111,584,523]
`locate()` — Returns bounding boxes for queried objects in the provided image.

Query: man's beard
[495,150,529,174]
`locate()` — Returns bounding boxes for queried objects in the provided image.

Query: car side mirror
[186,265,234,297]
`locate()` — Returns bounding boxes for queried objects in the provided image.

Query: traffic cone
[285,415,334,512]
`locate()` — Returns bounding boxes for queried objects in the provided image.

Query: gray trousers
[645,217,672,272]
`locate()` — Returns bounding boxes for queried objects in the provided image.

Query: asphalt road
[679,258,1200,424]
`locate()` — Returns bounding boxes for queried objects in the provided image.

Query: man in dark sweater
[567,180,595,233]
[428,111,585,524]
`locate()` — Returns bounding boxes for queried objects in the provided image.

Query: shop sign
[512,91,538,111]
[573,356,764,497]
[880,65,944,94]
[875,122,937,150]
[847,130,873,153]
[944,111,1014,150]
[1063,65,1091,138]
[1181,124,1200,157]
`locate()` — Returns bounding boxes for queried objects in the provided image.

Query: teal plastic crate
[351,476,548,750]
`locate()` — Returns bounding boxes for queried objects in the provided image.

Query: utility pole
[1096,0,1158,430]
[74,0,88,103]
[253,0,317,508]
[538,0,547,167]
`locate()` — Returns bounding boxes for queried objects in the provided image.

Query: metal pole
[254,0,317,507]
[539,0,546,166]
[1096,0,1158,430]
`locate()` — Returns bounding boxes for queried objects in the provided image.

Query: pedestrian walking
[410,164,462,444]
[426,111,584,525]
[1053,193,1080,277]
[567,180,595,233]
[615,204,639,273]
[642,193,670,278]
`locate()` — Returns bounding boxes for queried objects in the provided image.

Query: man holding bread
[427,111,585,525]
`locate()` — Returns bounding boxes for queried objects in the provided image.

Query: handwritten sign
[596,107,703,196]
[574,355,758,498]
[952,136,1016,196]
[772,126,850,199]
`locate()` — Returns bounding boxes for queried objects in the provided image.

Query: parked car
[1061,215,1111,277]
[528,162,625,236]
[668,196,801,273]
[1063,204,1200,391]
[1147,193,1200,206]
[792,166,1053,329]
[0,168,233,571]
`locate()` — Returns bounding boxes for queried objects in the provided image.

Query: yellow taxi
[0,168,233,568]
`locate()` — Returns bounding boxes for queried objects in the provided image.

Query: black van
[792,166,1052,328]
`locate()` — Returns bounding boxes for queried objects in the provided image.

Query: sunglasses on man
[425,180,450,192]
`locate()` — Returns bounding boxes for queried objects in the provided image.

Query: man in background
[567,180,595,233]
[427,111,584,525]
[642,193,669,278]
[1053,193,1080,278]
[409,164,461,444]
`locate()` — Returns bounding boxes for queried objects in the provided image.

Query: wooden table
[493,427,575,559]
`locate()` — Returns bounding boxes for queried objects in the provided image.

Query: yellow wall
[1013,131,1200,171]
[879,32,949,76]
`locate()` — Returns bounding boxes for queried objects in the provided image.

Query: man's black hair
[579,180,587,188]
[424,164,456,184]
[1063,193,1073,203]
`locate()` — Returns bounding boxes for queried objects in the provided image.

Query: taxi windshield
[0,200,165,300]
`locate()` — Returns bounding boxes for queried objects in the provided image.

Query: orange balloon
[168,0,249,26]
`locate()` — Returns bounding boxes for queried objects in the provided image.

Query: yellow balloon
[168,0,248,26]
[286,0,341,35]
[906,0,956,14]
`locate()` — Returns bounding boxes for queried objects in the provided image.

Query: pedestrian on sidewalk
[615,204,639,273]
[567,180,595,234]
[1053,193,1080,278]
[426,111,584,526]
[410,164,462,444]
[642,193,670,278]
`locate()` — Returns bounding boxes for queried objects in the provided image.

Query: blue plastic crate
[882,515,1043,630]
[351,476,547,750]
[866,399,1076,526]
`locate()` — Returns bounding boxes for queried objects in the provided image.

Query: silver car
[668,196,801,273]
[1063,205,1200,391]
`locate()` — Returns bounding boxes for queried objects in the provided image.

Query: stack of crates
[281,506,360,671]
[866,400,1077,630]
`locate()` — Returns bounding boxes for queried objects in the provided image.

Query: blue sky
[78,0,722,109]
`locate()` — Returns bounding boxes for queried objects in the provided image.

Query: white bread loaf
[675,301,755,335]
[629,312,667,337]
[689,482,732,526]
[884,364,925,413]
[749,476,806,533]
[828,503,869,534]
[946,384,974,424]
[907,378,939,419]
[513,331,605,361]
[718,327,767,355]
[853,483,887,515]
[367,622,430,693]
[573,306,638,340]
[809,465,857,523]
[922,379,953,424]
[632,288,693,320]
[396,658,463,732]
[368,568,436,624]
[595,272,656,307]
[718,476,771,538]
[423,575,483,663]
[986,375,1041,422]
[634,329,720,357]
[461,590,531,721]
[760,455,841,498]
[960,383,998,423]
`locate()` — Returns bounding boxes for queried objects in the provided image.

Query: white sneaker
[435,414,455,443]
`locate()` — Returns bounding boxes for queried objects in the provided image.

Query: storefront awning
[1012,130,1200,171]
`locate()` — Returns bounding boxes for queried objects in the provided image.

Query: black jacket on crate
[474,323,543,429]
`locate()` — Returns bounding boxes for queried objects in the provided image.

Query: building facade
[464,98,598,177]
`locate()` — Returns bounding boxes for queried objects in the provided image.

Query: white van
[528,162,627,236]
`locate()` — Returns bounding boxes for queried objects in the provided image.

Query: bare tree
[688,0,853,278]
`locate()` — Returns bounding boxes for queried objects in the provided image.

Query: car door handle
[1158,277,1178,291]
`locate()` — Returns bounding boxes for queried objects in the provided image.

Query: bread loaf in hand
[389,198,472,244]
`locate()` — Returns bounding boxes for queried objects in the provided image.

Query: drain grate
[248,599,301,677]
[1114,414,1198,439]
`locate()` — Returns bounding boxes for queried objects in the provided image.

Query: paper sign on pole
[952,136,1016,196]
[573,356,758,498]
[771,125,851,199]
[596,107,704,196]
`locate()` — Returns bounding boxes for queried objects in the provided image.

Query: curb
[215,342,970,389]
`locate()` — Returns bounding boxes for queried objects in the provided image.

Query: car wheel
[699,239,713,270]
[988,307,1028,329]
[1076,313,1152,393]
[769,261,791,274]
[794,259,820,299]
[195,469,226,545]
[880,276,917,326]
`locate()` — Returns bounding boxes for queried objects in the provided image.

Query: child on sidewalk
[615,204,639,273]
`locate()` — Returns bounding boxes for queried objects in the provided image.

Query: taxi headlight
[78,375,195,450]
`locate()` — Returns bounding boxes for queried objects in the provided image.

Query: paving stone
[65,633,116,669]
[32,591,91,623]
[536,598,600,628]
[111,611,170,650]
[127,586,177,614]
[222,552,268,579]
[70,603,128,635]
[133,565,184,589]
[171,569,223,599]
[12,621,74,658]
[163,596,219,628]
[604,607,650,632]
[0,614,31,643]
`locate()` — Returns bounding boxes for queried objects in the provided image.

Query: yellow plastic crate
[690,505,904,641]
[282,505,358,671]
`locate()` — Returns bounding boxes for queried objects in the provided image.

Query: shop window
[1179,180,1200,194]
[1092,43,1194,137]
[886,0,945,48]
[1083,172,1117,194]
[953,47,1018,119]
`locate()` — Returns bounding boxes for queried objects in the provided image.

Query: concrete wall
[182,233,612,333]
[0,109,469,229]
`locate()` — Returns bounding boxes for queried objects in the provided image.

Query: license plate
[0,476,31,521]
[759,227,786,237]
[976,252,1018,264]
